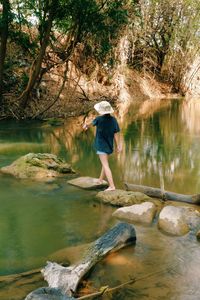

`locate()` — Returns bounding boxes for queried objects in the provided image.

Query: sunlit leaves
[128,0,200,90]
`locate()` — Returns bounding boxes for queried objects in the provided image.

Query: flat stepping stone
[96,189,151,206]
[113,202,157,224]
[67,176,108,190]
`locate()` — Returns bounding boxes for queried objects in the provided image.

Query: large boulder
[158,204,200,236]
[67,176,108,190]
[0,153,75,179]
[158,205,190,236]
[113,202,157,224]
[96,189,151,206]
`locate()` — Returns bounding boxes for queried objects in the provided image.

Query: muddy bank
[1,63,179,120]
[39,66,179,119]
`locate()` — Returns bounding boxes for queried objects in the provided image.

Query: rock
[113,202,157,224]
[0,153,75,179]
[158,205,190,236]
[67,176,108,190]
[196,230,200,241]
[25,287,74,300]
[181,206,200,230]
[96,189,151,206]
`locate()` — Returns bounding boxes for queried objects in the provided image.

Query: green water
[0,99,200,299]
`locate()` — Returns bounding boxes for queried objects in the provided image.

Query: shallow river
[0,98,200,299]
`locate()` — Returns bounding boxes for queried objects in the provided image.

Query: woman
[83,101,121,191]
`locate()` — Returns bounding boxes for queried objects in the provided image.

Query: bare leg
[99,167,105,182]
[98,154,115,190]
[96,167,105,184]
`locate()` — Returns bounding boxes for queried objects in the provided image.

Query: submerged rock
[113,202,157,224]
[158,206,190,236]
[67,176,108,190]
[0,153,75,179]
[96,189,150,206]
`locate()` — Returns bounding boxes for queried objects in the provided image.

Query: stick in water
[77,264,177,299]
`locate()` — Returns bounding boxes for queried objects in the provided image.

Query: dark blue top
[92,114,120,154]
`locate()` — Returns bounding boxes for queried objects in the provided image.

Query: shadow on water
[0,99,200,299]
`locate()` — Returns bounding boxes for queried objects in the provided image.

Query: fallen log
[26,287,74,300]
[25,222,136,300]
[124,182,200,205]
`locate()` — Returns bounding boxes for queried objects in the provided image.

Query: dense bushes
[1,0,200,118]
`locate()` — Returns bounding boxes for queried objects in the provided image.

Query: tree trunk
[0,0,10,101]
[124,182,200,205]
[18,1,56,109]
[25,222,136,299]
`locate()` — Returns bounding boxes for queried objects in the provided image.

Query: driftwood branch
[124,182,200,205]
[25,264,175,300]
[25,222,136,300]
[77,264,176,299]
[42,223,136,295]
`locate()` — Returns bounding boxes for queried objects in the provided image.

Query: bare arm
[114,132,122,152]
[82,116,94,131]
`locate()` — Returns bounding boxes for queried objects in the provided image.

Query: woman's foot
[104,186,115,192]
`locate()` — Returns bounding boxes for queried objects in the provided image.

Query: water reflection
[83,225,200,300]
[181,99,200,135]
[2,224,200,300]
[121,99,200,194]
[0,120,52,167]
[0,175,114,275]
[46,99,200,194]
[1,99,200,299]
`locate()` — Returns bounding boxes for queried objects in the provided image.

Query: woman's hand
[82,115,94,131]
[116,144,122,153]
[82,123,89,131]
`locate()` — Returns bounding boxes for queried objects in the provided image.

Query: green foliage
[1,0,129,84]
[20,71,29,88]
[0,1,13,26]
[53,0,128,62]
[127,0,200,91]
[4,0,200,106]
[9,28,37,52]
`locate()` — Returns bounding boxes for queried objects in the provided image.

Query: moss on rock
[1,153,75,179]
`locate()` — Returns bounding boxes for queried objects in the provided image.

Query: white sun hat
[94,101,114,115]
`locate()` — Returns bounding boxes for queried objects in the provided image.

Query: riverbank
[1,61,180,120]
[29,66,180,119]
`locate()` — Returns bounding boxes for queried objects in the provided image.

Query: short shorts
[97,151,107,155]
